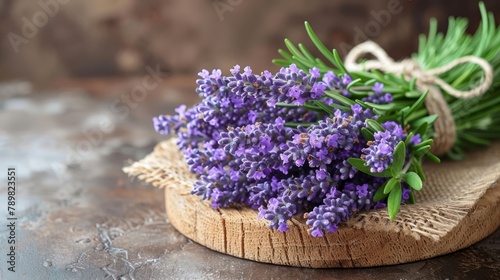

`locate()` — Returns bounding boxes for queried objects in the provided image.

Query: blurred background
[1,0,499,88]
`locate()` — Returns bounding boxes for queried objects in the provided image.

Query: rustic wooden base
[121,139,500,267]
[165,180,500,268]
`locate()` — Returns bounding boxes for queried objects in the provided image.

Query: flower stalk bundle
[153,3,500,237]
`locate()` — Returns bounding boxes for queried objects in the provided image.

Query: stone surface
[0,78,499,279]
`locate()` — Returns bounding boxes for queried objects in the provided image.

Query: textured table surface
[0,78,499,280]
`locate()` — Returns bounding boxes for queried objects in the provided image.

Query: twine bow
[344,41,494,155]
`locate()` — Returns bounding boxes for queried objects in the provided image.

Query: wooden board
[122,139,500,268]
[165,179,500,268]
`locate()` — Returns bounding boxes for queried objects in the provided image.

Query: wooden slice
[125,140,500,268]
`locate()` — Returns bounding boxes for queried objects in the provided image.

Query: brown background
[1,1,499,278]
[1,0,500,86]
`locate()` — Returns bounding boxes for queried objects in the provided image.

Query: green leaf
[403,172,423,191]
[272,59,291,67]
[346,78,362,90]
[304,21,338,68]
[314,58,333,72]
[381,86,405,94]
[347,158,392,178]
[414,122,429,138]
[412,157,426,181]
[413,139,433,150]
[362,101,397,111]
[332,49,349,74]
[413,145,431,158]
[410,115,438,128]
[461,133,491,146]
[409,189,416,204]
[328,102,351,112]
[372,108,386,116]
[403,90,428,118]
[371,69,396,86]
[373,183,389,202]
[425,153,441,163]
[312,100,334,115]
[284,39,307,61]
[387,182,402,221]
[324,90,355,106]
[361,127,375,141]
[391,141,406,172]
[277,49,294,62]
[376,113,398,123]
[289,54,315,70]
[409,78,417,91]
[363,100,415,112]
[384,178,399,194]
[275,102,299,108]
[298,43,315,61]
[405,132,414,146]
[284,122,316,128]
[365,119,385,132]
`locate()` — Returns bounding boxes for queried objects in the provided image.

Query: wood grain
[122,139,500,268]
[165,177,500,268]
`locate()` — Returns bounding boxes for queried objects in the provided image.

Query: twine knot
[344,41,494,155]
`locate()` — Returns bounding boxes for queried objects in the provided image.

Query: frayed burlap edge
[124,138,500,242]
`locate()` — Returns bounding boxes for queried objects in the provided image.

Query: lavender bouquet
[153,3,500,237]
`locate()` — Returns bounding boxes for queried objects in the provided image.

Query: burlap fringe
[124,138,500,241]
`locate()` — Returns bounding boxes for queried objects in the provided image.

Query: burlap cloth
[124,138,500,267]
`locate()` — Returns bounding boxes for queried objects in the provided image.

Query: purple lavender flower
[361,121,423,174]
[362,82,393,104]
[219,119,296,179]
[284,170,336,203]
[410,134,422,145]
[361,121,408,173]
[305,178,383,237]
[155,66,321,151]
[264,65,327,107]
[337,159,357,180]
[402,186,411,201]
[382,121,406,139]
[282,105,372,172]
[322,71,352,97]
[258,196,297,232]
[224,64,327,108]
[248,177,281,210]
[362,132,395,173]
[191,162,250,209]
[154,64,414,237]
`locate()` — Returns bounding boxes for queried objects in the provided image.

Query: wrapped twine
[344,41,494,155]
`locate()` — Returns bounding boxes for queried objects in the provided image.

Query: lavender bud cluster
[362,82,394,104]
[153,65,418,236]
